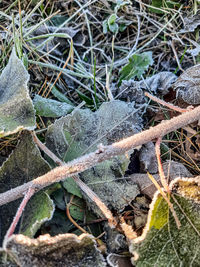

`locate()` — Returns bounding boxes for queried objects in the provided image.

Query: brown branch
[155,137,170,193]
[31,131,118,227]
[144,92,191,113]
[1,104,200,206]
[154,138,180,228]
[3,187,35,248]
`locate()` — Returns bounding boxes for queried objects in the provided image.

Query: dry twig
[0,105,200,206]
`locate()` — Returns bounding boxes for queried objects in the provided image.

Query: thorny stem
[1,104,200,206]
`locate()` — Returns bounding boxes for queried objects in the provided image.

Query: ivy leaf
[0,48,36,137]
[119,52,153,85]
[130,176,200,266]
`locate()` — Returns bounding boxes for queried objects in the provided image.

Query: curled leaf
[2,233,106,266]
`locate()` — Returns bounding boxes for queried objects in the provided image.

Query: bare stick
[154,138,180,228]
[66,195,87,234]
[31,132,63,165]
[31,132,118,227]
[155,137,170,193]
[1,104,200,206]
[145,92,192,113]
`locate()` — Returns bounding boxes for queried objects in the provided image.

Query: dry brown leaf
[173,64,200,104]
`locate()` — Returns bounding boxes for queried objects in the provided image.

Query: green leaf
[150,0,180,14]
[108,14,119,33]
[131,177,200,266]
[33,95,74,117]
[51,85,74,105]
[149,0,163,14]
[63,177,82,198]
[20,191,54,237]
[76,89,94,106]
[119,52,154,84]
[0,131,53,242]
[50,15,69,26]
[108,14,117,25]
[69,196,97,222]
[51,187,66,210]
[0,48,36,137]
[119,23,127,32]
[103,20,108,34]
[108,22,119,34]
[69,197,85,221]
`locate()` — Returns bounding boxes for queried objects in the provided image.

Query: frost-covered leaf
[139,142,158,174]
[50,15,69,26]
[181,10,200,33]
[20,192,54,237]
[0,48,35,137]
[115,72,177,102]
[46,100,142,216]
[187,45,200,57]
[2,233,106,267]
[51,85,74,105]
[108,14,119,33]
[0,131,52,243]
[130,176,200,266]
[107,253,132,267]
[28,25,85,56]
[33,95,74,117]
[173,64,200,104]
[119,52,153,84]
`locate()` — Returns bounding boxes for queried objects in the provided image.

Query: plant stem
[3,187,35,249]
